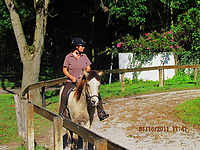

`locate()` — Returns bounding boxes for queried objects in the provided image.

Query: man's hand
[71,76,77,83]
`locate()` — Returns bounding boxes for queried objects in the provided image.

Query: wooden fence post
[94,138,107,150]
[27,103,34,150]
[14,94,23,137]
[53,117,63,150]
[121,73,125,92]
[159,69,163,87]
[194,67,198,83]
[21,99,28,145]
[42,87,46,108]
[163,63,165,86]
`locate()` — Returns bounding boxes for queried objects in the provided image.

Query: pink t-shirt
[63,52,91,82]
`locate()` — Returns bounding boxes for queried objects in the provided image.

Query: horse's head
[84,70,103,106]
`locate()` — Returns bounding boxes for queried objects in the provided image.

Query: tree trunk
[5,0,50,104]
[22,58,41,103]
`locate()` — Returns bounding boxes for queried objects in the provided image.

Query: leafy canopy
[103,0,148,27]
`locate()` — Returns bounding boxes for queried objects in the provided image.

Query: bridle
[85,83,99,100]
[85,82,105,113]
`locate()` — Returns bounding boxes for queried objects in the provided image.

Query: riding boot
[97,98,109,121]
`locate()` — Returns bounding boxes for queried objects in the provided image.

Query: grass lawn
[0,93,59,149]
[100,80,200,100]
[0,94,21,145]
[174,97,200,126]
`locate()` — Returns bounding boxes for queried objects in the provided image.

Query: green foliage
[15,142,50,150]
[124,77,159,86]
[12,0,34,24]
[171,5,200,64]
[160,0,195,10]
[106,0,148,27]
[0,0,33,36]
[0,0,34,87]
[165,72,193,84]
[0,0,12,33]
[0,79,15,89]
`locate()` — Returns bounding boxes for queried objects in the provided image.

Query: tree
[171,4,200,65]
[0,0,22,87]
[101,0,148,37]
[5,0,50,104]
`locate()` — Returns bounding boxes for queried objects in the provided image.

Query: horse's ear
[98,71,103,76]
[83,70,89,77]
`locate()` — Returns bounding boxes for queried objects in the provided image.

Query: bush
[0,79,15,89]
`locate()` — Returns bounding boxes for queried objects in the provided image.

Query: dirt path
[90,89,200,149]
[1,89,200,149]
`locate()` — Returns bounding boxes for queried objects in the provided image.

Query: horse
[59,70,103,150]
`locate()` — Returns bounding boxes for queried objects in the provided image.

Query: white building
[118,53,175,81]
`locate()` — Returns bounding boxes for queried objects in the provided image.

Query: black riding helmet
[71,37,87,47]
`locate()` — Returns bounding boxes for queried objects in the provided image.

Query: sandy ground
[1,89,200,150]
[90,89,200,150]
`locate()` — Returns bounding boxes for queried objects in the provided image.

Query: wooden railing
[22,76,68,108]
[14,95,127,150]
[17,76,129,149]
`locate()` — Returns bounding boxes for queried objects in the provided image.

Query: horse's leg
[82,139,88,150]
[72,132,78,150]
[82,122,90,150]
[65,130,72,150]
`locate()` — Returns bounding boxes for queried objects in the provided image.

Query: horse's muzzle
[91,96,99,106]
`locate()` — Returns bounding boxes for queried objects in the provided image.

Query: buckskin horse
[59,70,103,150]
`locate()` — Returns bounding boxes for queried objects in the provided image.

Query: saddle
[65,84,76,105]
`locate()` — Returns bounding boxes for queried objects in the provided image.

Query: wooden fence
[102,64,200,92]
[21,65,200,97]
[14,94,127,150]
[22,65,200,98]
[17,76,129,149]
[15,64,199,149]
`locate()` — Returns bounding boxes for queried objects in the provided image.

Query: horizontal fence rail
[22,76,68,96]
[102,64,200,74]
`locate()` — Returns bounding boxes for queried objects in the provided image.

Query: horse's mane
[74,70,101,101]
